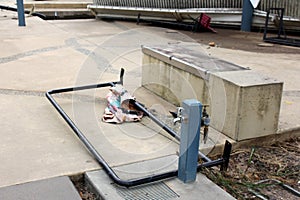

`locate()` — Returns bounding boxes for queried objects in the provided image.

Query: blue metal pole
[241,0,253,32]
[16,0,26,26]
[178,99,202,183]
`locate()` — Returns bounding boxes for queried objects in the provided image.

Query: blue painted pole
[178,99,202,183]
[16,0,26,26]
[241,0,253,32]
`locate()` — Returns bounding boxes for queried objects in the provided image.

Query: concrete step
[23,2,94,19]
[24,2,91,10]
[0,176,81,200]
[33,9,93,19]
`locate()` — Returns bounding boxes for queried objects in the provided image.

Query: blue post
[17,0,26,26]
[241,0,253,32]
[178,99,202,183]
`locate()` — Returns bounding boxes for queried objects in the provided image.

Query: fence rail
[93,0,300,18]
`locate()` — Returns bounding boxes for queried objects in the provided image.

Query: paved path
[0,176,82,200]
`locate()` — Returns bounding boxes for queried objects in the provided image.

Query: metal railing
[258,0,300,18]
[93,0,300,18]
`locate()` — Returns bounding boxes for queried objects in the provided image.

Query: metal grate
[116,182,179,200]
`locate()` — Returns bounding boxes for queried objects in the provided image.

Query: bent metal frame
[46,68,232,187]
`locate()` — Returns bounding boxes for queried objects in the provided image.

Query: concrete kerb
[8,0,95,19]
[207,126,300,157]
[23,2,92,10]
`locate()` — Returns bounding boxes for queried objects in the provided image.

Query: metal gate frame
[45,68,231,187]
[263,8,300,47]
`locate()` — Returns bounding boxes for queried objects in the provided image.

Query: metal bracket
[220,140,232,171]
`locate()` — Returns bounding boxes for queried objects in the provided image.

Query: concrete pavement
[0,176,82,200]
[0,3,299,199]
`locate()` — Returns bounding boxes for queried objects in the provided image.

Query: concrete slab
[112,155,178,180]
[56,95,179,166]
[164,174,235,200]
[0,16,190,91]
[279,94,300,130]
[0,176,81,200]
[51,85,232,164]
[0,94,99,188]
[142,45,247,75]
[86,157,235,200]
[0,47,85,91]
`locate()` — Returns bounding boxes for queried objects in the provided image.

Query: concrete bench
[141,45,283,141]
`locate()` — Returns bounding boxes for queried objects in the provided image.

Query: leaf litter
[202,137,300,200]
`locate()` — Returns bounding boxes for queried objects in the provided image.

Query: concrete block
[141,45,283,141]
[169,67,199,104]
[142,54,208,106]
[142,55,179,105]
[210,71,283,140]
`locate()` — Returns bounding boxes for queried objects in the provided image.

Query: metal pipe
[134,101,181,141]
[45,70,183,187]
[134,100,212,162]
[46,91,179,187]
[0,4,46,19]
[198,158,225,171]
[48,82,113,94]
[17,0,26,26]
[198,151,212,162]
[45,68,229,187]
[241,0,254,31]
[255,179,300,197]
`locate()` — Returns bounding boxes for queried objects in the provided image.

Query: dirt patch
[71,175,100,200]
[180,28,300,54]
[137,20,300,53]
[202,137,300,200]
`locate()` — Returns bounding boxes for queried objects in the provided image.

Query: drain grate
[116,182,179,200]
